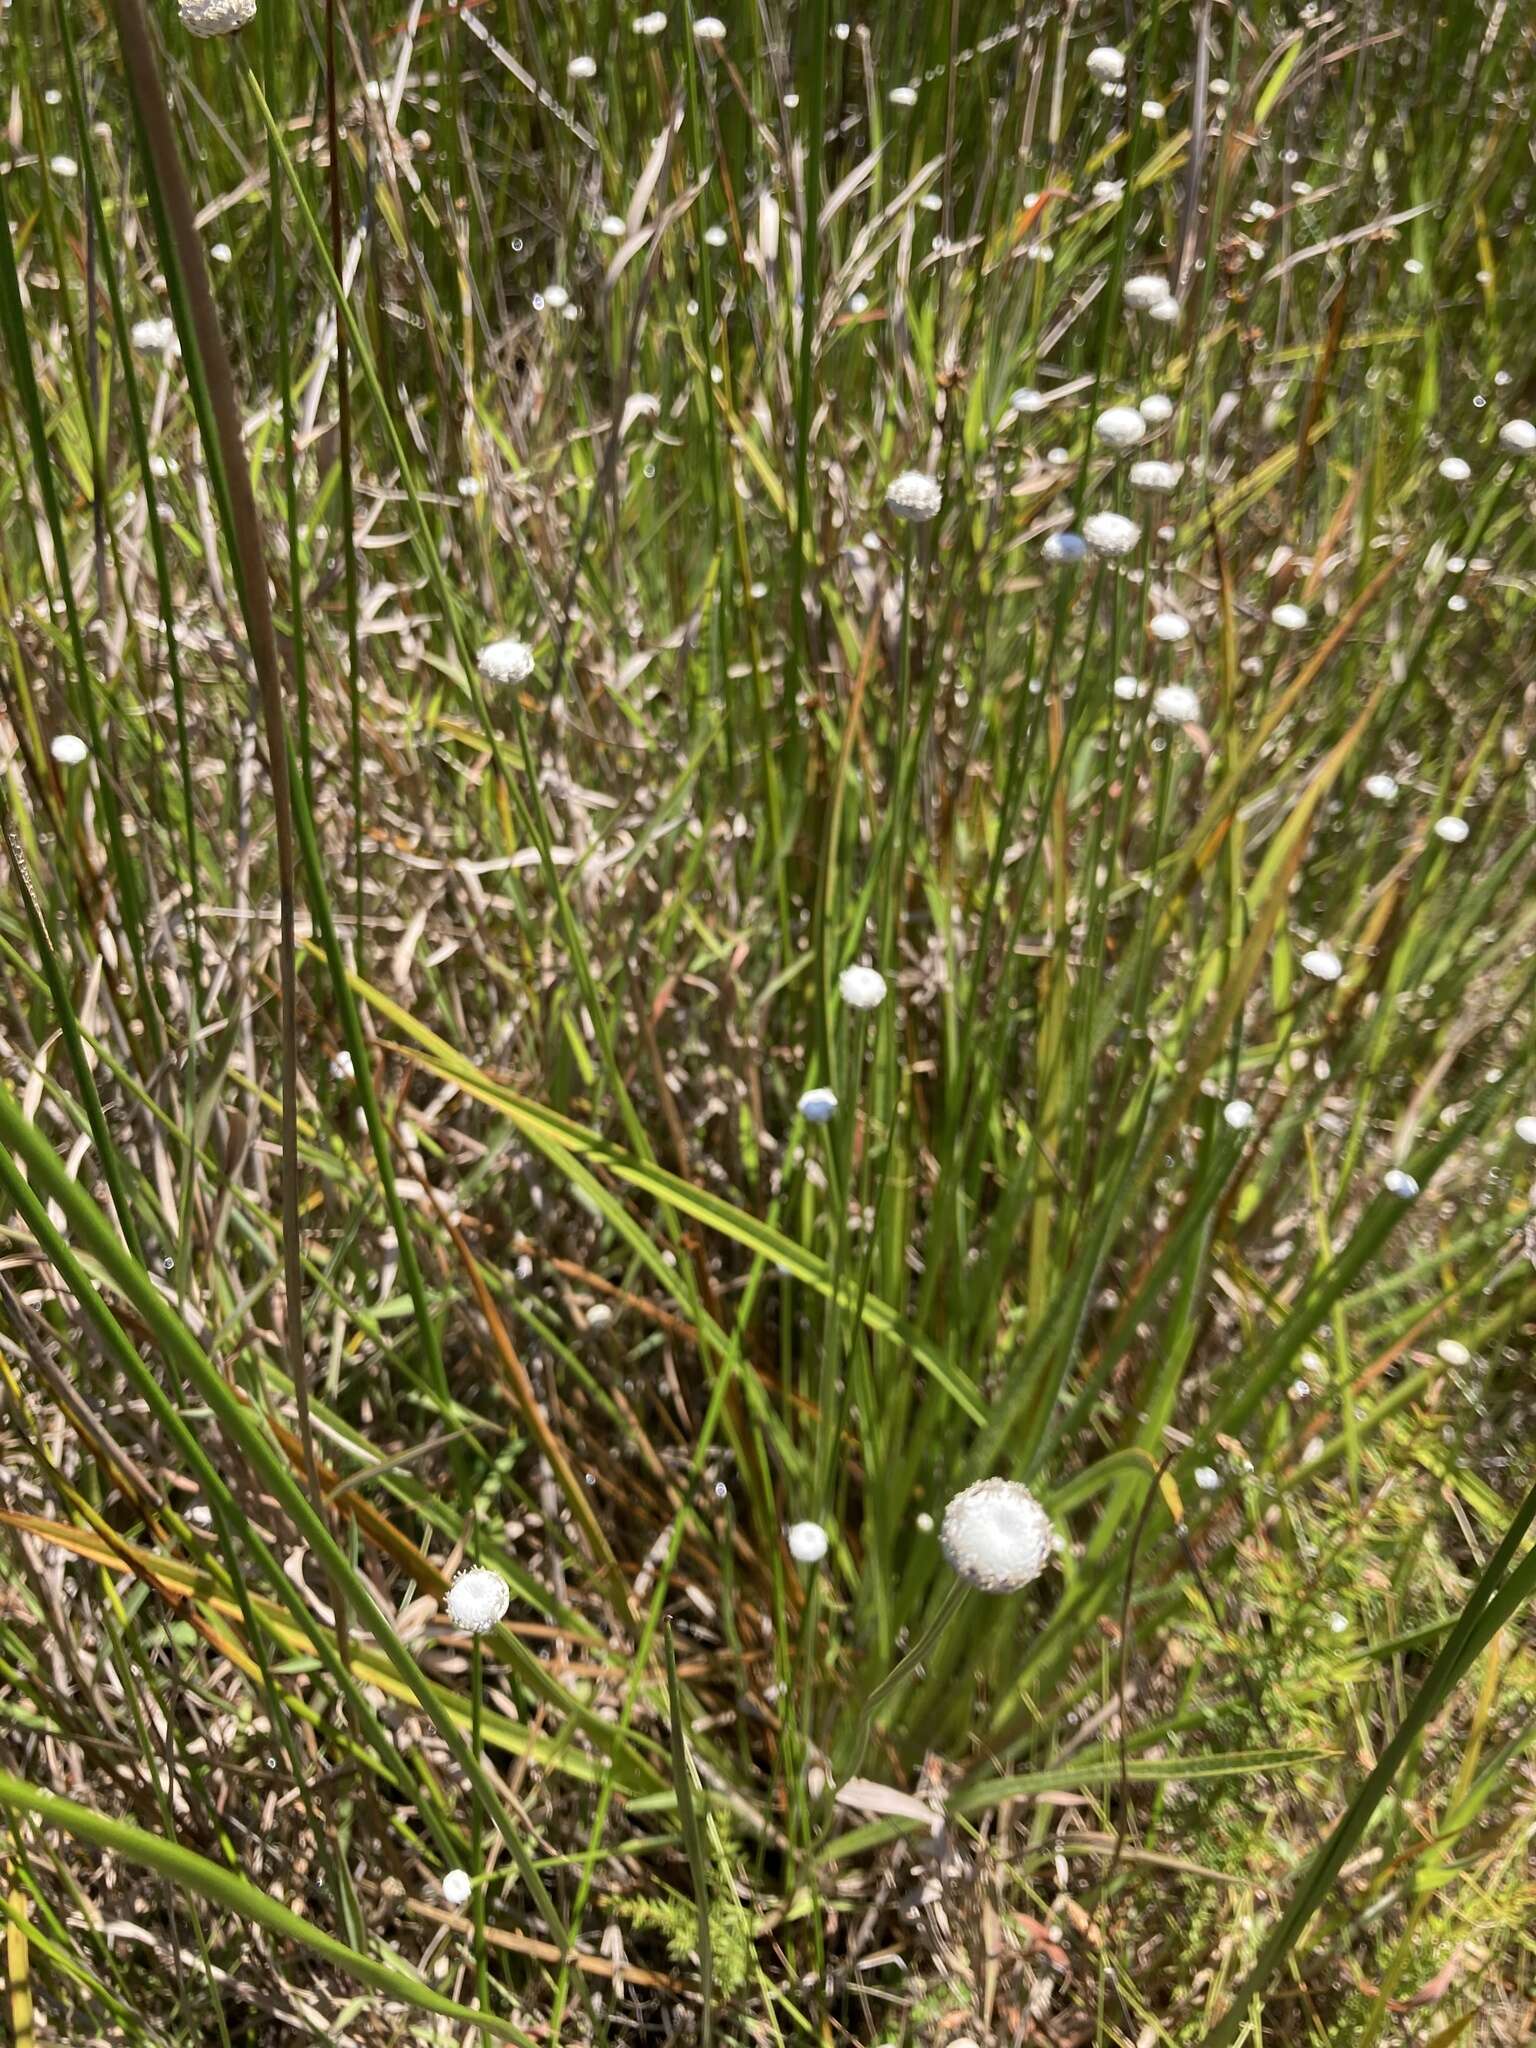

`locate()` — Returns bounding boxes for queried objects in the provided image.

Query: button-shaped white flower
[787,1521,829,1564]
[444,1566,510,1634]
[1083,510,1141,557]
[1149,610,1191,643]
[1437,455,1471,482]
[797,1087,838,1124]
[940,1479,1055,1594]
[1364,772,1398,801]
[1498,417,1536,454]
[1222,1099,1254,1130]
[477,637,535,687]
[442,1868,473,1907]
[1301,945,1342,982]
[1516,1115,1536,1143]
[1383,1167,1419,1198]
[1270,602,1309,632]
[693,13,726,41]
[1151,682,1200,723]
[1129,458,1182,493]
[1094,405,1146,449]
[131,316,178,355]
[838,963,887,1010]
[885,470,943,523]
[50,734,89,766]
[1086,44,1125,81]
[1432,815,1469,844]
[179,0,256,32]
[1123,272,1170,309]
[1138,393,1173,423]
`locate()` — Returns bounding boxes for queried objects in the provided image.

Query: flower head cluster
[838,963,887,1010]
[179,0,256,32]
[477,637,535,687]
[885,470,943,523]
[444,1567,510,1635]
[940,1479,1056,1594]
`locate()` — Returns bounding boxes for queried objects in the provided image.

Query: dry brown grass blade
[439,1211,635,1623]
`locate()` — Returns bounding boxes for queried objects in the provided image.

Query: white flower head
[1147,296,1181,323]
[50,733,89,766]
[797,1086,838,1124]
[1149,610,1191,644]
[1270,602,1309,632]
[179,0,256,32]
[633,8,667,33]
[885,470,943,523]
[1086,44,1125,81]
[1139,392,1173,424]
[1498,417,1536,454]
[131,316,178,355]
[1151,683,1201,724]
[1383,1167,1419,1198]
[1129,458,1182,493]
[787,1520,829,1564]
[1094,404,1146,449]
[1042,530,1087,566]
[940,1478,1055,1594]
[888,84,918,108]
[1194,1464,1220,1492]
[477,637,535,686]
[838,963,887,1011]
[1432,815,1469,844]
[1437,455,1471,482]
[693,13,726,42]
[1516,1115,1536,1143]
[1010,386,1047,414]
[1301,945,1342,982]
[1142,98,1167,120]
[49,154,78,178]
[1123,272,1170,309]
[442,1868,473,1908]
[1112,673,1141,702]
[1084,510,1141,557]
[444,1566,510,1634]
[567,53,597,78]
[541,283,570,311]
[1364,772,1398,801]
[1436,1338,1471,1366]
[1222,1099,1254,1130]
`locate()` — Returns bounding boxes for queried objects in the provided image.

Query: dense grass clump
[3,0,1536,2042]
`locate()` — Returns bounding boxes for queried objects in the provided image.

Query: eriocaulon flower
[787,1521,829,1564]
[884,470,943,523]
[1094,405,1145,449]
[940,1479,1056,1593]
[1301,945,1342,982]
[179,0,256,31]
[442,1869,473,1908]
[838,963,887,1010]
[797,1087,838,1124]
[477,637,535,686]
[1083,510,1141,557]
[1151,683,1200,724]
[443,1566,510,1634]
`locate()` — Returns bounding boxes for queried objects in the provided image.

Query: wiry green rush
[0,1771,535,2044]
[4,0,1536,2040]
